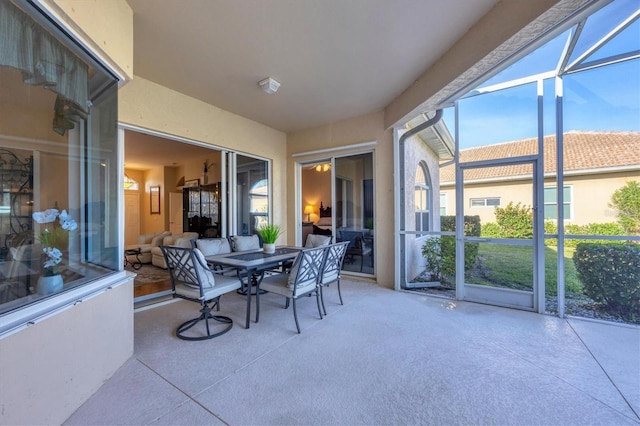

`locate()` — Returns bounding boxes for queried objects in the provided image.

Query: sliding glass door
[300,152,375,276]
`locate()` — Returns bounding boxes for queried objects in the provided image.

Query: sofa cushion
[195,238,231,256]
[151,231,171,247]
[137,233,158,245]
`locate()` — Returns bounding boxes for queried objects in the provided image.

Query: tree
[609,181,640,236]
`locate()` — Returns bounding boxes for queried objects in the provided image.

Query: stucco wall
[287,111,395,288]
[403,134,442,282]
[441,173,639,226]
[0,278,134,425]
[118,77,289,237]
[0,1,135,424]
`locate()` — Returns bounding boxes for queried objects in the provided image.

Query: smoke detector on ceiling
[258,77,280,94]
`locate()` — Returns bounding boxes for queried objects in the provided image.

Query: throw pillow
[305,234,331,248]
[196,238,231,256]
[231,235,260,251]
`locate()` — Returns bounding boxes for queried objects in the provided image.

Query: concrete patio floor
[65,279,639,425]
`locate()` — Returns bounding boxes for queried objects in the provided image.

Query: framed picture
[150,185,161,214]
[184,178,200,188]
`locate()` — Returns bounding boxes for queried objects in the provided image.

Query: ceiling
[125,0,499,134]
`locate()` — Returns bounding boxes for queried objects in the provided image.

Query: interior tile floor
[65,279,639,425]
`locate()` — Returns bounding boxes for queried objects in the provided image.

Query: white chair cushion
[287,253,317,291]
[196,238,231,256]
[193,249,216,288]
[305,234,331,248]
[231,235,260,252]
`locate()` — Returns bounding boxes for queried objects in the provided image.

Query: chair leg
[320,285,327,315]
[292,297,301,333]
[315,289,323,319]
[359,255,364,272]
[176,301,233,341]
[337,279,344,305]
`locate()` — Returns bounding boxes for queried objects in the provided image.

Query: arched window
[414,163,431,233]
[250,178,268,229]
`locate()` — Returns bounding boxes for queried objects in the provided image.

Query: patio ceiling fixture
[258,77,280,94]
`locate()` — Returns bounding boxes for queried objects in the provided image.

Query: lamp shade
[304,205,314,221]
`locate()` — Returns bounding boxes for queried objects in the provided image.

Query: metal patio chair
[161,245,242,341]
[255,246,326,333]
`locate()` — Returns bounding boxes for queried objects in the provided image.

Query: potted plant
[32,208,77,294]
[257,223,283,253]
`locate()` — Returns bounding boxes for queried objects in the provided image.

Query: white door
[124,192,140,246]
[169,192,183,235]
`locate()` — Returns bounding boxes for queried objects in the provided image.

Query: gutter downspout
[398,109,443,145]
[397,109,442,289]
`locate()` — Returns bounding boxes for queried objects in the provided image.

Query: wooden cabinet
[183,183,221,237]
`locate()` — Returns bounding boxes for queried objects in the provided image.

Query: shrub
[610,181,640,236]
[573,243,640,320]
[481,222,501,238]
[544,221,558,246]
[564,222,626,248]
[494,202,533,239]
[422,215,480,281]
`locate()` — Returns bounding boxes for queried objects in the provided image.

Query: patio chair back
[318,241,349,314]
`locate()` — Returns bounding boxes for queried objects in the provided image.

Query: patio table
[205,246,301,329]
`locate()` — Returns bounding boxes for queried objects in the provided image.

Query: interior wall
[301,168,331,222]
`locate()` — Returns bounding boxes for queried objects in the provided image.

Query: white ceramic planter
[37,274,64,295]
[263,243,276,253]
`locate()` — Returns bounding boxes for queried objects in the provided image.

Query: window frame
[543,185,573,221]
[469,197,501,207]
[0,0,124,335]
[414,162,431,233]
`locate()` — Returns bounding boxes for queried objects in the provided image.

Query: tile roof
[440,131,640,184]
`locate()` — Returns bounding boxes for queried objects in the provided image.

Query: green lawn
[466,243,582,295]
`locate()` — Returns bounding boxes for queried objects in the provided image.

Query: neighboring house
[439,131,640,226]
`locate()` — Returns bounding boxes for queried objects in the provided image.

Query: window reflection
[0,1,119,315]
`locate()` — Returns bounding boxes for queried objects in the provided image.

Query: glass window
[250,178,268,229]
[0,1,119,316]
[236,154,269,235]
[470,197,501,207]
[440,193,447,216]
[415,163,430,233]
[543,186,572,220]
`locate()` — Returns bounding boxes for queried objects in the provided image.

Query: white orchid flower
[59,210,78,231]
[33,209,59,224]
[42,247,63,268]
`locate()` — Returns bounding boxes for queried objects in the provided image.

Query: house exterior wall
[287,111,395,287]
[403,134,442,282]
[0,2,134,424]
[441,171,638,226]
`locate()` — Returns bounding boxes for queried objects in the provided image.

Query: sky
[441,2,640,149]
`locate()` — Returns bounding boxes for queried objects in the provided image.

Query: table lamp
[304,205,314,222]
